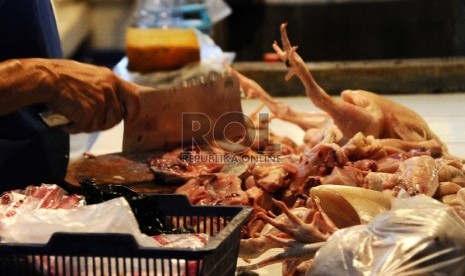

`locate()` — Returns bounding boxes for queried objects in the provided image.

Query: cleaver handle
[38,110,71,127]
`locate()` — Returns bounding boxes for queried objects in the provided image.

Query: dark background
[212,0,465,62]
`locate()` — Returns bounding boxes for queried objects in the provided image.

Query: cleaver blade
[122,72,245,153]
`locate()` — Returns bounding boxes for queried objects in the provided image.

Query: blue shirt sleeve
[0,0,63,60]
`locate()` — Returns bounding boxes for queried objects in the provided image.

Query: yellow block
[126,27,200,73]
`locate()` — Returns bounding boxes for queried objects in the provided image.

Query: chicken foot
[237,198,337,274]
[236,237,323,275]
[257,198,338,243]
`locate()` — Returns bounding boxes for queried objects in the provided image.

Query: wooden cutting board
[64,151,179,194]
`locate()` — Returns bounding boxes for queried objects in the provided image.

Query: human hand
[34,59,141,133]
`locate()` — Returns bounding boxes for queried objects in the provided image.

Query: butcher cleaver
[122,71,245,153]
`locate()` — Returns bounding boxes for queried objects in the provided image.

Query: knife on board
[40,71,245,153]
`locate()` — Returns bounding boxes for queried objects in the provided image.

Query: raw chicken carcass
[149,148,224,183]
[272,23,449,154]
[174,173,250,206]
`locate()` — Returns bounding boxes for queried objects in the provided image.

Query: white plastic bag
[309,195,465,276]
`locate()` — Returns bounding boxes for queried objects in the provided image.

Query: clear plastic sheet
[203,0,231,24]
[0,196,156,247]
[0,184,84,218]
[309,194,465,275]
[152,233,209,248]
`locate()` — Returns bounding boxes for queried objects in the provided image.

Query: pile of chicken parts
[149,23,465,275]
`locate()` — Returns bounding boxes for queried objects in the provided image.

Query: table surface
[73,93,464,275]
[81,93,465,159]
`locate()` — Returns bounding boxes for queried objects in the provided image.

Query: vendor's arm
[0,58,141,133]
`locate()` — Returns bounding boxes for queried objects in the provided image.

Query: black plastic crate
[0,195,252,276]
